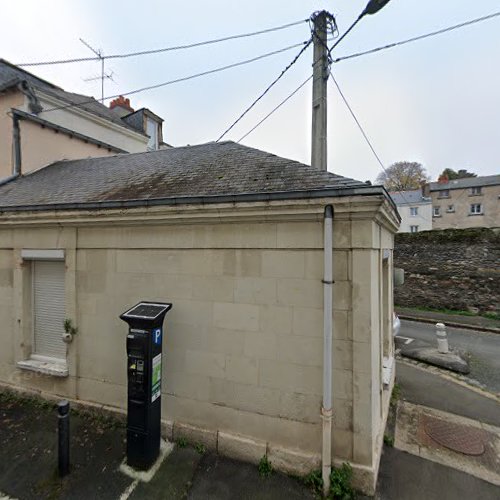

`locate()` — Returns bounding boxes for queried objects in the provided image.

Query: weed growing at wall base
[303,464,356,499]
[258,455,273,478]
[329,463,355,500]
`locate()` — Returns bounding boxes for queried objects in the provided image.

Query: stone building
[0,142,400,494]
[430,174,500,229]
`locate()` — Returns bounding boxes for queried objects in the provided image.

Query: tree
[375,161,428,191]
[439,168,477,180]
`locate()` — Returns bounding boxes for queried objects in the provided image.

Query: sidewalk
[395,306,500,333]
[1,386,499,499]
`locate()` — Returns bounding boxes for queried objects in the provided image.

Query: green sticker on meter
[151,353,162,402]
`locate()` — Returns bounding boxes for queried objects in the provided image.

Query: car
[393,312,401,337]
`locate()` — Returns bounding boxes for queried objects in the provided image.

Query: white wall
[19,94,149,154]
[397,203,432,233]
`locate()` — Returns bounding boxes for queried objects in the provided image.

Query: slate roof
[0,59,145,136]
[0,142,389,211]
[430,175,500,191]
[389,189,430,205]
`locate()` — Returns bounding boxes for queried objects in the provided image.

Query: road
[398,319,500,394]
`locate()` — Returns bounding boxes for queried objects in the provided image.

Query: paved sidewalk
[396,361,500,427]
[377,447,500,500]
[396,306,500,333]
[1,384,499,499]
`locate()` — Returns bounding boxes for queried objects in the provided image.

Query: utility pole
[311,11,329,171]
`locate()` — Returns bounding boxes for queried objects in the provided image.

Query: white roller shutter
[33,260,66,360]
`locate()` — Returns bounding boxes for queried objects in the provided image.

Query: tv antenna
[80,38,116,102]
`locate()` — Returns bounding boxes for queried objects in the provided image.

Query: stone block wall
[394,228,500,313]
[0,199,397,494]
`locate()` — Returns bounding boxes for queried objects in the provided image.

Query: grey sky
[2,0,499,182]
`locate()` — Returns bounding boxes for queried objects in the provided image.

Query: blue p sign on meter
[153,328,162,345]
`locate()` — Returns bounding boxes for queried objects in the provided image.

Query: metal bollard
[58,400,70,477]
[436,322,449,354]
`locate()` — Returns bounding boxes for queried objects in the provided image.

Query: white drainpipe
[322,205,334,494]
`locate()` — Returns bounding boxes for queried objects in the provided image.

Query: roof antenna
[79,38,114,103]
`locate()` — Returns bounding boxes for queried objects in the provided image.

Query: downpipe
[322,205,333,495]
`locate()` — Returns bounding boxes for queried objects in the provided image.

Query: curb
[397,314,500,335]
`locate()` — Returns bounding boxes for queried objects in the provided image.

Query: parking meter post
[436,322,449,354]
[120,301,173,470]
[57,400,70,477]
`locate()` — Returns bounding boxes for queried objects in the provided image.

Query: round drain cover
[422,414,485,456]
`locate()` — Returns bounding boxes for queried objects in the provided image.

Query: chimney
[109,95,134,117]
[437,173,449,184]
[420,181,430,198]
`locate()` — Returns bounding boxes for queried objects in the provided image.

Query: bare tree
[375,161,428,191]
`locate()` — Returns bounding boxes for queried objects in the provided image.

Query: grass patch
[330,463,355,500]
[258,455,273,478]
[303,469,323,496]
[194,442,206,454]
[390,383,401,406]
[176,437,188,448]
[303,464,356,499]
[397,305,500,321]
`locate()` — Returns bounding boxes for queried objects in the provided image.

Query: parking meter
[120,301,173,469]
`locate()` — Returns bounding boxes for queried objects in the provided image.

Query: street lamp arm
[327,0,392,58]
[362,0,392,17]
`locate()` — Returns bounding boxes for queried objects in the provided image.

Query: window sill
[17,358,68,377]
[468,213,484,216]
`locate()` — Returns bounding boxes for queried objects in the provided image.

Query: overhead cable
[216,38,312,142]
[329,71,412,204]
[333,11,500,63]
[17,19,308,67]
[40,42,307,114]
[237,76,312,143]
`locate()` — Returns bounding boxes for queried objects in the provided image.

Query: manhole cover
[422,414,485,456]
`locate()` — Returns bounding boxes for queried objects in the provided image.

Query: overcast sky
[2,1,499,182]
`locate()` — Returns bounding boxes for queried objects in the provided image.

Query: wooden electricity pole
[311,11,329,171]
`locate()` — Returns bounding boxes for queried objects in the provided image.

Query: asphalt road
[398,319,500,394]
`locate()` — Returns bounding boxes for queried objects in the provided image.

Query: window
[446,204,455,213]
[470,203,483,215]
[470,187,482,196]
[438,190,450,198]
[433,206,441,217]
[146,118,158,150]
[32,260,66,360]
[410,225,419,233]
[410,207,418,216]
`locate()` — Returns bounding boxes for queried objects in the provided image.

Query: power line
[333,11,500,64]
[216,38,312,142]
[40,42,307,114]
[329,71,413,205]
[17,19,308,67]
[237,76,312,143]
[329,72,385,172]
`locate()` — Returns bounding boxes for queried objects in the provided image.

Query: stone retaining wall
[394,228,500,313]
